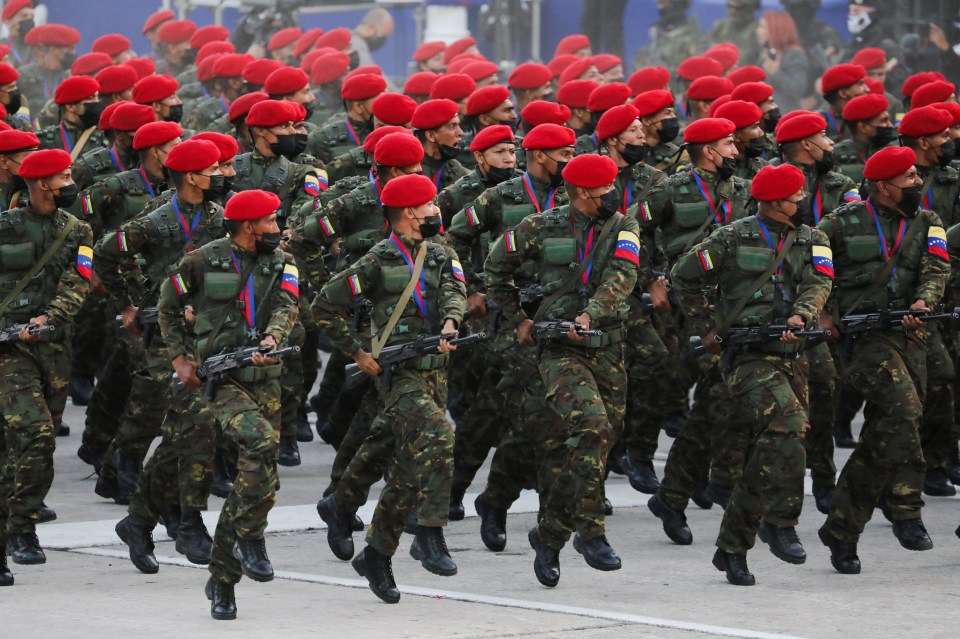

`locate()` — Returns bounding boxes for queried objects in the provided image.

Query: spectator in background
[755,11,809,113]
[580,0,628,60]
[926,22,960,83]
[351,8,395,69]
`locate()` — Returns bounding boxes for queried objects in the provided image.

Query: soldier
[412,41,446,73]
[685,76,735,123]
[574,83,632,157]
[634,89,684,172]
[371,92,417,131]
[557,79,599,138]
[180,54,250,134]
[404,71,439,105]
[842,0,910,92]
[307,73,386,165]
[1,0,34,66]
[0,149,92,573]
[818,146,949,575]
[458,85,516,170]
[438,124,519,227]
[834,93,896,184]
[132,74,185,126]
[154,20,197,79]
[713,100,769,180]
[672,163,832,585]
[141,10,176,63]
[264,66,317,131]
[0,129,37,209]
[95,64,139,106]
[411,99,470,191]
[508,62,554,114]
[710,1,761,64]
[636,0,703,75]
[848,47,906,122]
[17,24,80,128]
[314,173,466,604]
[729,81,782,157]
[70,102,156,191]
[819,63,869,142]
[309,52,352,124]
[36,76,105,157]
[673,57,724,119]
[0,62,29,131]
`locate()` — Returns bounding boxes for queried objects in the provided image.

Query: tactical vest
[833,139,866,185]
[233,152,300,219]
[336,181,387,267]
[367,238,448,342]
[920,165,960,228]
[140,202,224,303]
[101,170,160,229]
[803,169,856,226]
[439,170,486,222]
[648,141,682,173]
[310,119,361,162]
[662,171,751,262]
[300,174,366,240]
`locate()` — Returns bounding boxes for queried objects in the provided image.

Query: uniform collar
[390,230,423,251]
[692,165,719,183]
[229,238,256,258]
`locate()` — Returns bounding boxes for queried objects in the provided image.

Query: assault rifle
[0,323,55,343]
[115,306,160,347]
[840,307,960,357]
[533,320,604,359]
[689,325,831,369]
[482,283,544,331]
[344,332,487,390]
[175,344,300,401]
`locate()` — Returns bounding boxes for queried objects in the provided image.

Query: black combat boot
[69,374,94,406]
[37,503,57,524]
[572,533,622,571]
[818,525,861,574]
[705,482,732,509]
[233,538,273,582]
[95,473,120,500]
[946,446,960,485]
[159,505,181,539]
[923,467,956,496]
[812,485,834,515]
[352,546,400,604]
[448,485,466,521]
[892,519,933,551]
[77,442,105,473]
[7,532,45,565]
[0,553,13,586]
[316,495,354,560]
[527,526,560,587]
[205,577,237,620]
[277,436,301,467]
[115,515,159,574]
[712,549,755,586]
[210,453,235,499]
[409,526,457,576]
[474,494,507,552]
[647,493,692,545]
[663,411,686,438]
[757,522,806,564]
[114,451,141,505]
[176,510,213,564]
[296,403,314,442]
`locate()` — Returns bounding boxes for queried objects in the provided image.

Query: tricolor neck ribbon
[570,216,597,285]
[865,198,908,273]
[390,232,427,317]
[369,170,383,205]
[522,172,556,213]
[812,185,823,224]
[138,166,156,198]
[432,162,445,189]
[345,118,361,146]
[58,123,73,154]
[229,249,257,330]
[922,186,933,211]
[825,107,843,140]
[676,99,688,120]
[109,146,126,172]
[755,216,785,290]
[691,170,731,225]
[219,96,230,112]
[590,133,598,148]
[201,85,210,99]
[172,196,203,244]
[620,176,633,214]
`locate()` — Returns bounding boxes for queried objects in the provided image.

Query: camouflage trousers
[366,368,454,557]
[80,337,134,461]
[209,378,281,586]
[662,309,697,418]
[127,383,219,524]
[716,353,809,555]
[279,320,306,439]
[919,326,955,470]
[804,342,838,489]
[537,341,626,550]
[314,348,351,446]
[0,340,69,539]
[327,380,386,508]
[619,315,670,463]
[69,294,111,380]
[825,332,927,544]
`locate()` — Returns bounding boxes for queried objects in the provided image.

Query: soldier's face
[431,117,463,147]
[219,159,237,178]
[421,52,445,73]
[709,136,739,160]
[866,66,886,84]
[617,119,645,146]
[481,143,516,169]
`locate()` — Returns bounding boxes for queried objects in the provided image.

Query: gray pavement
[3,396,960,639]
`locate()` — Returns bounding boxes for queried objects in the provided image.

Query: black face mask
[787,195,809,226]
[200,174,226,202]
[811,143,834,174]
[541,91,557,104]
[439,143,460,161]
[548,159,567,188]
[6,90,22,115]
[938,139,956,168]
[12,174,26,192]
[292,132,308,157]
[301,101,316,121]
[79,101,104,129]
[50,183,78,208]
[61,52,77,69]
[348,50,361,70]
[181,49,197,67]
[580,116,596,136]
[165,104,183,123]
[270,133,300,159]
[764,107,781,132]
[657,117,680,144]
[709,148,736,180]
[222,175,235,193]
[892,184,923,217]
[498,116,518,131]
[745,136,766,158]
[16,19,34,37]
[366,35,387,52]
[418,215,443,238]
[255,231,282,254]
[591,188,621,219]
[484,165,513,185]
[620,142,648,165]
[870,126,897,149]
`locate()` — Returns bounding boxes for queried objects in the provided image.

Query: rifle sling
[0,215,78,321]
[371,242,427,358]
[69,126,97,163]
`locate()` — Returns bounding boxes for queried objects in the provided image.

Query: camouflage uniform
[636,15,703,82]
[647,140,684,174]
[421,154,470,193]
[306,115,373,166]
[0,205,92,546]
[671,215,833,555]
[230,149,324,229]
[71,144,141,192]
[16,64,67,128]
[818,199,949,542]
[574,133,600,158]
[36,120,107,155]
[325,145,373,187]
[709,10,761,67]
[160,237,299,586]
[180,95,230,133]
[819,107,848,144]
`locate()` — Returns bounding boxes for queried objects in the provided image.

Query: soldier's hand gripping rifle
[177,344,301,401]
[0,322,55,343]
[532,320,605,359]
[689,324,832,369]
[840,307,960,357]
[115,306,160,347]
[343,332,488,390]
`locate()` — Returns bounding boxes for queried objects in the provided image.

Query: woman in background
[755,10,810,113]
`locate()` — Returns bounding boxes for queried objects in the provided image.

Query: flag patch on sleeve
[466,206,480,227]
[928,226,949,261]
[842,189,862,202]
[281,264,300,298]
[637,201,653,222]
[613,230,640,265]
[504,230,518,253]
[319,216,335,237]
[347,274,363,296]
[116,231,129,253]
[812,245,834,278]
[170,273,188,295]
[304,171,328,196]
[698,249,715,272]
[450,259,466,282]
[76,246,93,280]
[80,194,94,217]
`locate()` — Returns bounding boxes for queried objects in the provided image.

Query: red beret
[554,34,591,57]
[268,27,302,51]
[705,43,739,72]
[157,20,197,45]
[509,62,552,90]
[587,82,631,112]
[72,52,113,77]
[196,41,235,65]
[315,27,352,52]
[374,131,425,167]
[677,56,724,81]
[132,121,182,150]
[559,57,596,85]
[522,123,576,150]
[246,99,297,128]
[935,102,960,127]
[730,81,774,105]
[164,138,220,173]
[2,0,31,21]
[447,54,486,75]
[0,62,17,85]
[902,71,947,98]
[429,73,476,101]
[96,64,138,95]
[411,98,459,130]
[132,74,178,104]
[591,54,622,74]
[19,148,72,179]
[632,89,675,118]
[444,37,477,64]
[850,47,886,70]
[242,58,284,87]
[0,44,11,61]
[212,53,253,80]
[341,73,387,101]
[381,173,437,208]
[123,57,155,80]
[557,79,599,109]
[92,34,131,58]
[842,93,889,122]
[750,164,805,201]
[899,105,953,138]
[99,100,125,131]
[404,71,439,96]
[54,76,99,105]
[142,10,174,34]
[821,63,866,94]
[228,91,268,124]
[596,104,639,140]
[713,100,762,129]
[911,81,956,109]
[345,65,383,81]
[372,92,418,125]
[32,23,80,47]
[865,77,885,95]
[362,125,412,153]
[708,94,732,116]
[264,66,309,96]
[466,85,510,116]
[289,101,307,123]
[521,100,571,127]
[470,124,515,152]
[548,54,579,79]
[224,189,281,221]
[462,60,499,82]
[562,153,617,188]
[413,41,445,63]
[774,111,826,143]
[864,146,917,181]
[110,102,156,131]
[299,48,325,73]
[0,121,12,132]
[726,65,766,86]
[311,52,350,85]
[0,129,38,153]
[190,131,238,163]
[683,117,736,143]
[687,76,734,101]
[294,28,324,60]
[628,66,670,96]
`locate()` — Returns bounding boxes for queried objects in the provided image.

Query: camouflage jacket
[232,149,325,227]
[72,144,141,192]
[306,115,373,165]
[917,163,960,228]
[325,145,372,186]
[421,153,469,193]
[36,121,107,155]
[17,63,67,125]
[180,94,230,133]
[69,167,167,239]
[786,160,862,227]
